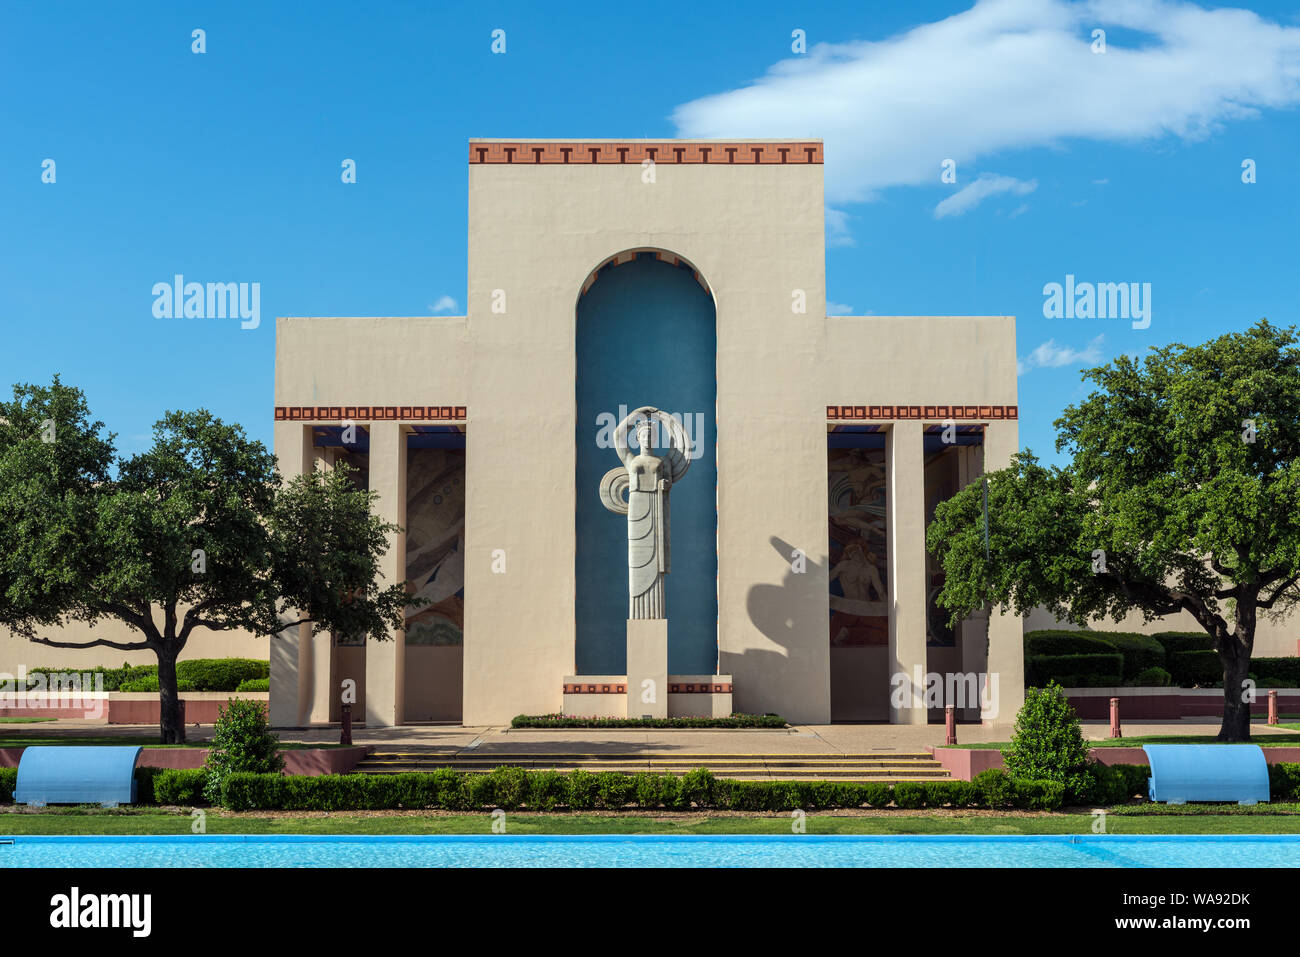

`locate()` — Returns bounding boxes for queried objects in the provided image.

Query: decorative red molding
[275,406,466,421]
[560,682,734,694]
[563,683,628,695]
[827,405,1017,421]
[669,683,734,694]
[469,141,822,165]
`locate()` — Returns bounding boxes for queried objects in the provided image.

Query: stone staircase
[354,750,951,781]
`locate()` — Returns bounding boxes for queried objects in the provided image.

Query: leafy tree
[0,377,414,742]
[927,321,1300,742]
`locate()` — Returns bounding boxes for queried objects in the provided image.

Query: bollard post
[1109,697,1121,739]
[945,705,957,746]
[340,703,353,745]
[1268,689,1279,726]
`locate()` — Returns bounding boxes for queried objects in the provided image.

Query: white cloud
[672,0,1300,208]
[826,301,855,315]
[825,207,855,247]
[1018,333,1105,374]
[429,295,458,314]
[934,173,1037,218]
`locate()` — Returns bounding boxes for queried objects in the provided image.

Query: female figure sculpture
[598,406,693,619]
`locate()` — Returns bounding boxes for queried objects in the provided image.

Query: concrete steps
[353,751,952,781]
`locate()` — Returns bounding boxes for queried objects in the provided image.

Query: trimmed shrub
[565,769,598,810]
[486,766,529,810]
[1011,779,1066,811]
[678,768,716,808]
[1152,632,1214,655]
[893,782,926,809]
[206,768,1083,812]
[0,766,15,802]
[1087,763,1151,804]
[1026,653,1123,688]
[120,674,195,693]
[177,658,269,692]
[1004,682,1094,802]
[153,768,207,805]
[203,698,284,804]
[132,765,162,804]
[1269,763,1300,801]
[972,769,1014,808]
[860,782,892,808]
[527,770,567,810]
[1251,658,1300,688]
[1130,666,1173,687]
[1024,630,1122,657]
[235,677,270,692]
[1101,633,1166,676]
[1168,649,1222,687]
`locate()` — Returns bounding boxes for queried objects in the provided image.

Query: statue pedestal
[626,619,668,719]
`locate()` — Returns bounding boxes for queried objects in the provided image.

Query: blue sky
[2,0,1298,462]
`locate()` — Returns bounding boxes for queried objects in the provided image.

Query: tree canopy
[0,377,414,741]
[927,320,1300,741]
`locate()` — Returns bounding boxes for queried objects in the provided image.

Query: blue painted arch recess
[574,254,718,675]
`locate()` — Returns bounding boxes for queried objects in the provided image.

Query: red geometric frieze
[563,683,628,695]
[668,683,734,694]
[275,406,467,421]
[470,141,823,165]
[827,405,1017,421]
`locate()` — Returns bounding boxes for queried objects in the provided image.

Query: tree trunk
[1217,637,1252,743]
[157,649,186,744]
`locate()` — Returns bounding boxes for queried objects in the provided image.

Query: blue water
[3,835,1298,867]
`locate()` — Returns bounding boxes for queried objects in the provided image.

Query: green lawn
[0,717,56,724]
[4,807,1300,835]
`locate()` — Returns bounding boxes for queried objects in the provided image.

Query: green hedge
[153,768,208,805]
[1270,763,1300,801]
[1026,653,1123,688]
[1025,631,1166,684]
[0,766,15,802]
[1168,649,1222,687]
[1152,632,1214,655]
[177,659,268,691]
[510,713,787,729]
[1103,633,1166,677]
[235,678,270,692]
[23,663,156,692]
[1024,631,1124,657]
[1251,658,1300,688]
[217,767,1073,812]
[120,675,196,693]
[22,659,269,693]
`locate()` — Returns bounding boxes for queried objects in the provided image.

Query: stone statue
[599,406,693,619]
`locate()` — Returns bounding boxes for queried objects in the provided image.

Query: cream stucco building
[269,138,1026,729]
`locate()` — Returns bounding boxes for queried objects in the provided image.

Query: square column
[887,420,928,724]
[981,421,1025,725]
[270,422,314,728]
[365,422,408,727]
[626,620,669,719]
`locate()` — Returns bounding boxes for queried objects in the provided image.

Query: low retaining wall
[930,745,1300,780]
[0,746,369,775]
[0,691,269,724]
[1063,687,1300,720]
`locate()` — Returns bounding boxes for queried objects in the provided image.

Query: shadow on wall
[729,536,830,722]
